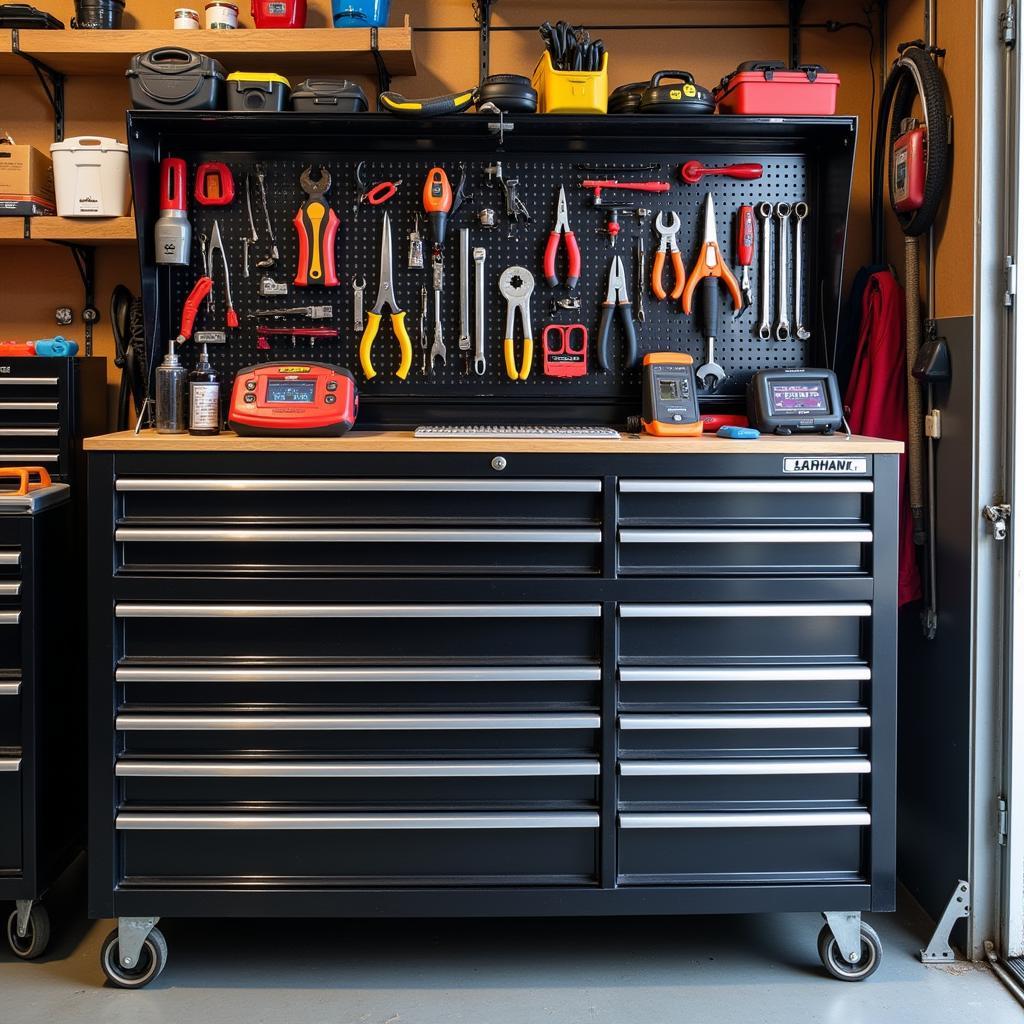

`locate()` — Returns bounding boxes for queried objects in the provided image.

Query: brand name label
[783,457,867,474]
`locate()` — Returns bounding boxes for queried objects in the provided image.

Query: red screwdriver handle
[737,205,755,266]
[179,276,213,340]
[680,161,764,184]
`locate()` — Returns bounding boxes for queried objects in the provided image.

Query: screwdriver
[423,167,453,249]
[734,205,755,318]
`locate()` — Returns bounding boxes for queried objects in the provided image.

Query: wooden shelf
[0,26,415,77]
[0,216,136,245]
[0,219,27,241]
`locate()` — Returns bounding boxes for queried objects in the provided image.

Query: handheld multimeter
[747,368,843,435]
[639,353,702,436]
[228,361,358,437]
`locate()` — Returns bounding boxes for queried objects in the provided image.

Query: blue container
[332,0,389,27]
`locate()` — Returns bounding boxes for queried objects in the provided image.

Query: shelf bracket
[788,0,806,68]
[369,27,392,97]
[473,0,498,85]
[10,28,65,143]
[49,242,98,356]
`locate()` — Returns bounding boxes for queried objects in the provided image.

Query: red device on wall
[251,0,306,27]
[228,362,358,437]
[892,118,927,212]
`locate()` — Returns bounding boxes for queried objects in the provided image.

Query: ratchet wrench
[473,246,487,375]
[774,202,792,342]
[793,202,811,340]
[757,203,773,341]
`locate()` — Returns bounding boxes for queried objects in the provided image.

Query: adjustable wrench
[458,228,471,371]
[757,203,773,341]
[774,202,792,342]
[352,276,366,333]
[429,254,446,371]
[473,245,487,375]
[793,202,811,340]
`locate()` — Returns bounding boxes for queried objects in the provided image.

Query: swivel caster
[817,918,882,982]
[5,902,50,960]
[100,922,167,989]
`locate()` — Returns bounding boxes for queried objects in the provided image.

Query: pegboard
[132,113,857,427]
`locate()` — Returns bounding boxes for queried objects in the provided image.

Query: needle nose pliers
[359,212,413,380]
[597,255,638,371]
[543,185,581,289]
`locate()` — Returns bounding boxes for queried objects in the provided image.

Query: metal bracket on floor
[14,900,34,939]
[473,0,498,84]
[920,879,970,963]
[10,29,65,143]
[118,916,160,969]
[51,242,98,355]
[369,26,392,98]
[822,910,862,964]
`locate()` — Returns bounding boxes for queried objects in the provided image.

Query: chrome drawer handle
[0,583,20,597]
[619,666,871,682]
[0,681,20,696]
[0,552,19,565]
[116,712,602,731]
[0,402,58,411]
[619,528,872,544]
[619,758,871,777]
[116,758,602,778]
[0,378,59,386]
[116,665,602,683]
[0,757,20,772]
[115,527,602,545]
[0,454,58,463]
[619,712,871,730]
[116,477,602,494]
[116,602,602,619]
[619,479,873,494]
[0,611,20,625]
[0,428,59,437]
[619,603,871,619]
[619,811,871,829]
[116,811,601,830]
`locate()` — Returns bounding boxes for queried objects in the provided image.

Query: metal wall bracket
[369,26,392,97]
[473,0,498,84]
[11,29,66,143]
[118,916,159,969]
[822,910,863,964]
[919,879,970,963]
[50,243,98,355]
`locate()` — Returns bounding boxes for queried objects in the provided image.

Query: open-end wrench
[774,202,792,342]
[757,203,773,340]
[696,334,726,391]
[473,245,487,375]
[458,228,471,371]
[419,285,429,376]
[352,276,366,333]
[793,202,811,340]
[429,254,446,371]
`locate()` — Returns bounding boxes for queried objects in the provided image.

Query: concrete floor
[2,868,1021,1024]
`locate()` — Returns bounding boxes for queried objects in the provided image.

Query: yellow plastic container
[531,51,609,114]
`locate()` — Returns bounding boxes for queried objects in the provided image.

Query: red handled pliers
[543,185,581,289]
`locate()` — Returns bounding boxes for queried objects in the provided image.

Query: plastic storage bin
[714,62,840,116]
[290,78,368,112]
[531,51,609,114]
[49,136,129,217]
[126,48,226,111]
[332,0,388,26]
[226,72,291,112]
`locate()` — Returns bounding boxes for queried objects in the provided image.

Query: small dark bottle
[188,345,221,436]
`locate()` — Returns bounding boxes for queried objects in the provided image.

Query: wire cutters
[359,212,413,380]
[597,255,638,371]
[543,185,581,289]
[652,210,686,301]
[682,193,743,315]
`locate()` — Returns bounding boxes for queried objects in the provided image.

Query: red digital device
[251,0,305,27]
[892,119,927,213]
[228,361,358,437]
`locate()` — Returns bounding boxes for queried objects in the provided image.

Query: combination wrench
[458,229,471,371]
[429,254,446,371]
[757,203,773,340]
[793,202,811,340]
[352,276,366,334]
[774,202,792,342]
[473,246,487,375]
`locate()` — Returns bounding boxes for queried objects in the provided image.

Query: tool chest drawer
[616,811,869,883]
[618,603,870,661]
[0,675,20,747]
[117,603,602,661]
[0,756,22,870]
[117,813,601,885]
[0,548,21,578]
[0,609,22,672]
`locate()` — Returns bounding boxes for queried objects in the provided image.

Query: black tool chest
[86,437,898,984]
[0,483,80,959]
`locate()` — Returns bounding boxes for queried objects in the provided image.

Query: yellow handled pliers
[359,212,413,380]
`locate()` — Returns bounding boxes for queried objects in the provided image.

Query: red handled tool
[293,165,340,287]
[174,276,214,347]
[194,162,235,205]
[543,323,588,377]
[581,179,670,206]
[423,167,453,248]
[679,161,763,185]
[256,326,340,350]
[734,204,755,316]
[543,186,580,289]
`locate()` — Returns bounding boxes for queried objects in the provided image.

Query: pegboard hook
[481,104,514,147]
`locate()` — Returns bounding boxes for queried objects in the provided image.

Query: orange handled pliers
[652,210,686,301]
[682,194,743,315]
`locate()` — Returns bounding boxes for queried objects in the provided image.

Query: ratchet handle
[737,205,755,265]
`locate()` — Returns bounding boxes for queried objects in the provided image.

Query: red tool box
[714,62,840,116]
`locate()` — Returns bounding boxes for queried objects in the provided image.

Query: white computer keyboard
[414,425,621,440]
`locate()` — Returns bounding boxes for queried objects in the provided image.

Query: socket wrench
[774,202,792,342]
[757,203,773,340]
[793,202,811,340]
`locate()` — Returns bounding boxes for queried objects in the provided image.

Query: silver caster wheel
[6,903,50,960]
[100,926,168,989]
[817,920,882,981]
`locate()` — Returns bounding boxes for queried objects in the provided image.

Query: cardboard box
[0,144,56,215]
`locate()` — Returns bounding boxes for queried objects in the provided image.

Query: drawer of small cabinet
[617,811,868,883]
[0,428,59,457]
[617,757,870,806]
[117,756,601,807]
[0,611,21,673]
[0,678,20,748]
[115,477,603,525]
[118,812,600,884]
[617,527,870,576]
[618,478,871,524]
[618,603,869,661]
[0,759,22,870]
[0,548,20,579]
[118,603,601,662]
[617,711,870,757]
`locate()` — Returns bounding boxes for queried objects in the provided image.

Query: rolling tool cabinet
[0,481,81,959]
[86,431,900,987]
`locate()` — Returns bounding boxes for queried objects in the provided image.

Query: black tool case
[127,49,226,112]
[290,78,368,113]
[125,111,856,427]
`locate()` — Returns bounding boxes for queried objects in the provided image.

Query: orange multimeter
[640,352,703,436]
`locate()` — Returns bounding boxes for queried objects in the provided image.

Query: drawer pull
[619,666,871,682]
[620,479,873,494]
[619,528,872,544]
[116,602,602,619]
[0,378,59,386]
[0,680,20,696]
[116,811,601,830]
[0,582,20,597]
[619,811,870,829]
[116,712,602,731]
[619,712,871,730]
[0,611,20,625]
[0,428,59,437]
[0,757,20,772]
[115,527,602,545]
[619,603,871,619]
[0,552,19,566]
[117,665,602,683]
[116,477,602,494]
[117,758,602,778]
[0,402,58,411]
[0,454,58,463]
[619,758,871,777]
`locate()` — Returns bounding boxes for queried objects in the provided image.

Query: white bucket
[49,136,130,217]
